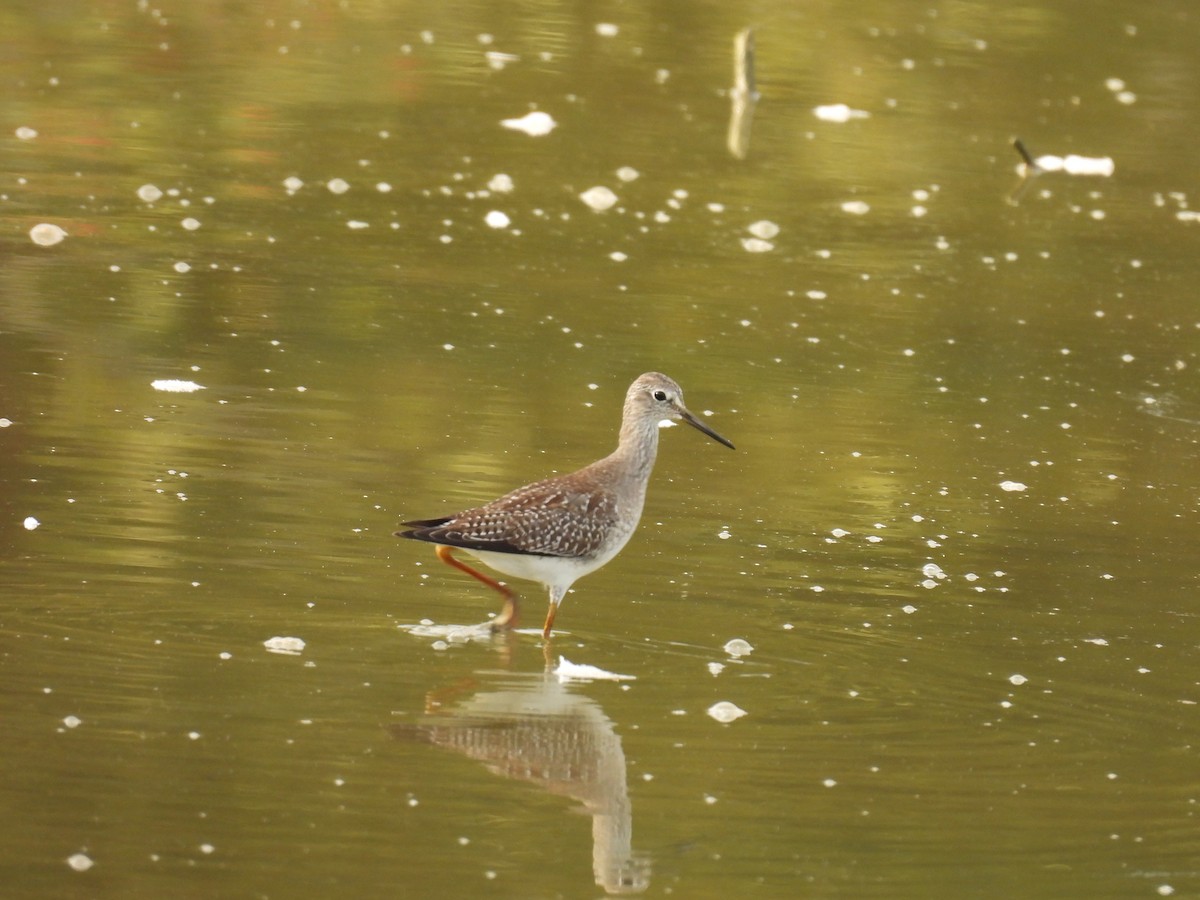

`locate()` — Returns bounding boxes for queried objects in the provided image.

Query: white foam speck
[23,516,40,531]
[999,480,1027,492]
[813,103,869,122]
[16,126,38,140]
[616,166,639,182]
[595,23,619,37]
[326,177,350,194]
[707,701,747,723]
[263,636,305,655]
[841,200,871,215]
[487,173,514,193]
[1009,674,1028,686]
[741,237,774,253]
[66,853,94,872]
[137,184,163,202]
[723,638,753,657]
[1026,154,1114,177]
[484,210,511,229]
[748,220,779,239]
[485,51,519,71]
[151,379,204,393]
[500,111,556,136]
[30,223,67,246]
[579,186,618,211]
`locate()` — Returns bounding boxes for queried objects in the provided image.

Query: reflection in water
[391,671,649,894]
[727,27,759,160]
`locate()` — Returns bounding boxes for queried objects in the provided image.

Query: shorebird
[396,372,734,638]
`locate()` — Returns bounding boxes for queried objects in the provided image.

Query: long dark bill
[680,408,735,450]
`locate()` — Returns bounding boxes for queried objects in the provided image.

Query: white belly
[466,524,636,592]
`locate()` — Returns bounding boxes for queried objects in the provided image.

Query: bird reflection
[390,670,649,894]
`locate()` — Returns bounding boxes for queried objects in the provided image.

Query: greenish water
[2,1,1198,897]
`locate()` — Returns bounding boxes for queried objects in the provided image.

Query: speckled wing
[397,479,621,559]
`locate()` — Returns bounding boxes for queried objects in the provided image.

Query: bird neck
[614,416,660,481]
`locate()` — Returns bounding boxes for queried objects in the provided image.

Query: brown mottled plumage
[396,373,734,638]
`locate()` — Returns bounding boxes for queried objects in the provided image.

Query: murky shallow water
[3,1,1199,897]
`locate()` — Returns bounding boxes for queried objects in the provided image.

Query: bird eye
[652,389,668,401]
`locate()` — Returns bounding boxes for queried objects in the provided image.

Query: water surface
[2,1,1199,897]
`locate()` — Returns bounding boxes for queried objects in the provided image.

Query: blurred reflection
[391,670,649,894]
[727,27,759,160]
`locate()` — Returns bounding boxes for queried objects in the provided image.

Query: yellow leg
[541,603,558,639]
[541,585,566,639]
[435,545,518,629]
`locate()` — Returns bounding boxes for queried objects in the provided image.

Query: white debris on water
[283,176,304,193]
[485,51,519,71]
[16,125,38,140]
[616,166,639,182]
[841,200,871,215]
[741,237,773,253]
[707,701,747,723]
[400,621,497,643]
[999,480,1028,492]
[63,715,81,728]
[500,110,556,136]
[813,103,869,122]
[151,379,205,393]
[595,22,619,37]
[263,636,306,655]
[30,223,66,246]
[723,638,753,657]
[921,563,946,588]
[66,852,94,872]
[484,210,511,229]
[708,662,725,676]
[1008,674,1028,686]
[23,516,40,530]
[1104,77,1137,105]
[326,177,350,194]
[487,173,514,193]
[1022,154,1114,176]
[553,656,635,683]
[579,186,618,211]
[137,184,163,202]
[748,220,779,239]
